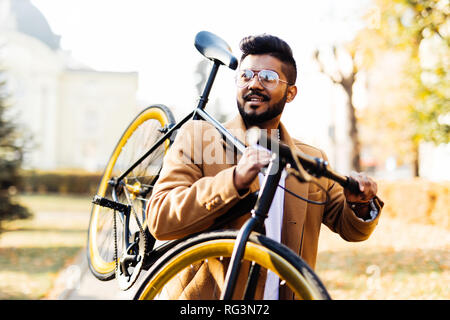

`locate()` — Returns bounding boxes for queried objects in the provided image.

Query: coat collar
[223,114,297,149]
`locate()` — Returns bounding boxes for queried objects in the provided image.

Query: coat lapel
[219,115,310,300]
[222,116,308,253]
[278,123,308,254]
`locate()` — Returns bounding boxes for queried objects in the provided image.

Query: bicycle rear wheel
[87,104,175,281]
[134,230,331,300]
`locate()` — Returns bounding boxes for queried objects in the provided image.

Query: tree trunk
[342,75,361,172]
[412,141,420,177]
[314,47,362,172]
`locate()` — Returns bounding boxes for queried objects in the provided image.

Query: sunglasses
[235,69,291,90]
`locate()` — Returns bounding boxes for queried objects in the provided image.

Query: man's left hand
[344,171,378,203]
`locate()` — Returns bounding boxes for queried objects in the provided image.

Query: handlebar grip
[345,176,362,195]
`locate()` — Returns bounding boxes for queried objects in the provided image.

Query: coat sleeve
[320,151,384,242]
[146,120,250,240]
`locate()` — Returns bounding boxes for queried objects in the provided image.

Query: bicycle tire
[134,230,331,300]
[87,104,175,281]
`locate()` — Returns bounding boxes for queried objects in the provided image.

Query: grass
[1,193,448,300]
[0,194,91,299]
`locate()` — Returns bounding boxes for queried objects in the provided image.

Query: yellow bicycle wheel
[87,105,175,281]
[134,230,331,300]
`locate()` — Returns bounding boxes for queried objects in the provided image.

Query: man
[147,34,383,299]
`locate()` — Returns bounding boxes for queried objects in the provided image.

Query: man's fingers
[234,147,273,191]
[245,147,271,165]
[346,171,378,202]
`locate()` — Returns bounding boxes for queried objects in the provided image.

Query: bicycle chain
[114,186,147,289]
[123,187,148,254]
[112,206,119,274]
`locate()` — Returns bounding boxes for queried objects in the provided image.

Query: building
[0,0,139,171]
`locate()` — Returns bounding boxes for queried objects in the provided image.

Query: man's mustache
[243,91,270,101]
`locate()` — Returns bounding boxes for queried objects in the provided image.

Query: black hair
[239,34,297,84]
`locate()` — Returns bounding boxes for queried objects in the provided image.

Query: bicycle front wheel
[87,104,175,281]
[134,230,331,300]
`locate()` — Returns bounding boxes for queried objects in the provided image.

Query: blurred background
[0,0,448,300]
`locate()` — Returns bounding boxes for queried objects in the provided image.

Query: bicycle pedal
[92,195,130,213]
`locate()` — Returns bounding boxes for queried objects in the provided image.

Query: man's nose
[247,74,264,90]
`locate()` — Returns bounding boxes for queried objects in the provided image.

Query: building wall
[1,31,63,169]
[1,30,139,172]
[58,70,139,171]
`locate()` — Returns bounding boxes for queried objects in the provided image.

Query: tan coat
[147,115,383,299]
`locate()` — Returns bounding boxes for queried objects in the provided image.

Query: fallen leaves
[316,217,450,299]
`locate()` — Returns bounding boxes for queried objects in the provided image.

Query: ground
[0,194,448,300]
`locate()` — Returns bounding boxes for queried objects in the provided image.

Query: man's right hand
[233,146,272,192]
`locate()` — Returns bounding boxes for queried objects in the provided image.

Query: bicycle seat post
[194,60,221,121]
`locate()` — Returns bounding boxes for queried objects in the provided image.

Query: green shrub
[19,170,103,195]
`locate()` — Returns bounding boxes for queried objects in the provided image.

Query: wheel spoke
[87,106,175,280]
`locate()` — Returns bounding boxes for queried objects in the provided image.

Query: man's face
[236,54,297,126]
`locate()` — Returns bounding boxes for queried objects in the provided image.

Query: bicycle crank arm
[119,253,140,278]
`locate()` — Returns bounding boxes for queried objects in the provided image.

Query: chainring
[115,230,147,291]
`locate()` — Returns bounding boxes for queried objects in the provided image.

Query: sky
[30,0,372,113]
[27,0,375,159]
[30,0,371,68]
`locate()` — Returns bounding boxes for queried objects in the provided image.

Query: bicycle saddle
[195,31,238,70]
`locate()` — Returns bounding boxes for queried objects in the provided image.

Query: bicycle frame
[103,56,282,298]
[101,31,360,299]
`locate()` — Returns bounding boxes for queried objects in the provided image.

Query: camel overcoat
[147,115,383,299]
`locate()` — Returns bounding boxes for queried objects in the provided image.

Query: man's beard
[237,89,288,126]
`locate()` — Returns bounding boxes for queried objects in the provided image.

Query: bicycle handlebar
[250,128,361,195]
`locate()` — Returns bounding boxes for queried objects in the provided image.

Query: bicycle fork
[221,153,283,300]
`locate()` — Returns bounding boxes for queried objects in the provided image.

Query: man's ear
[286,85,298,103]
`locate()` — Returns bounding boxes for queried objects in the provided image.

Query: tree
[0,70,32,230]
[355,0,449,175]
[313,46,362,172]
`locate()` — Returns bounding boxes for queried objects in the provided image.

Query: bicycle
[87,31,362,299]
